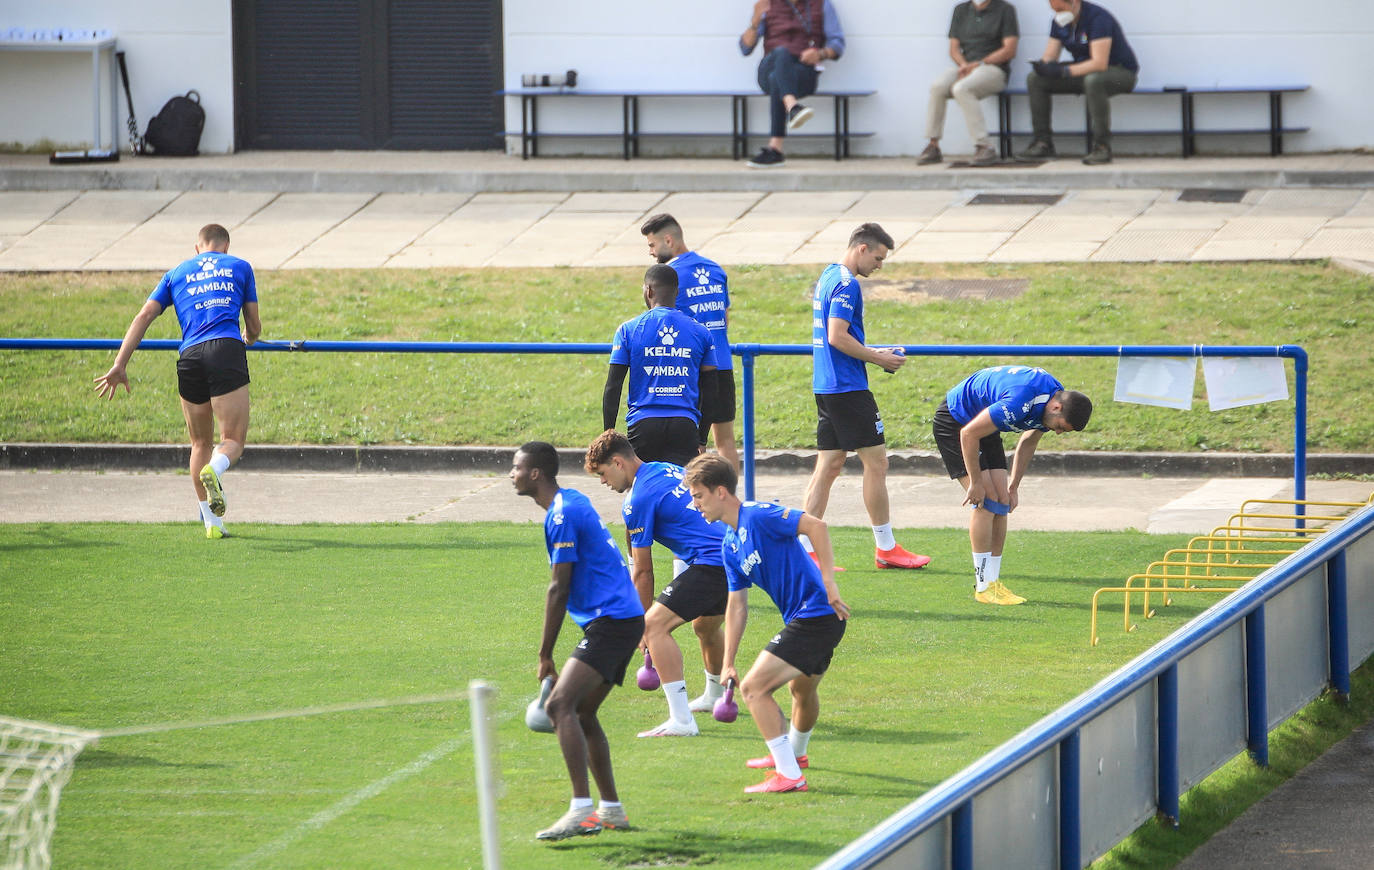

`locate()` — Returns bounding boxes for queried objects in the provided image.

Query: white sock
[672,558,687,578]
[987,555,1002,584]
[973,551,991,592]
[209,451,231,476]
[788,725,813,757]
[598,799,621,810]
[703,671,723,700]
[570,797,594,811]
[872,522,897,551]
[766,734,803,780]
[663,680,691,723]
[798,534,815,554]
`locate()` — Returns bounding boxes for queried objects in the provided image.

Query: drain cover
[968,193,1063,206]
[1178,188,1247,203]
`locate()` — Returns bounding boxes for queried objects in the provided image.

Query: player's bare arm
[825,318,904,372]
[537,562,574,680]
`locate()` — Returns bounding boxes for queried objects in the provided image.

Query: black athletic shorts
[628,416,699,467]
[177,338,250,405]
[815,390,885,451]
[765,613,846,677]
[656,564,728,621]
[932,400,1007,479]
[702,369,737,425]
[571,614,645,685]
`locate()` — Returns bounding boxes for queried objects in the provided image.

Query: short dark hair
[584,429,635,471]
[198,223,230,250]
[640,213,682,238]
[848,222,894,251]
[517,441,559,479]
[684,453,737,495]
[644,263,679,300]
[1059,391,1093,431]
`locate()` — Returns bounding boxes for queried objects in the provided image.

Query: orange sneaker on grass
[807,551,844,572]
[744,772,808,793]
[875,545,931,569]
[746,754,808,769]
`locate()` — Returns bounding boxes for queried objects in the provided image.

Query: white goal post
[1,717,98,870]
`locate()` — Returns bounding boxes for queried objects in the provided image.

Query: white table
[0,36,119,151]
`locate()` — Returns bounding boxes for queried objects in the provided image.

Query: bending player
[585,430,729,736]
[684,453,849,794]
[933,365,1093,605]
[93,223,259,539]
[511,442,645,840]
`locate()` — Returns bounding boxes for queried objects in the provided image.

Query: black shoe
[746,147,785,168]
[1082,144,1113,165]
[786,103,814,131]
[1017,139,1056,160]
[916,143,942,165]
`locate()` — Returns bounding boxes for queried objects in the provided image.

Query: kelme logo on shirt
[693,266,711,285]
[658,324,679,345]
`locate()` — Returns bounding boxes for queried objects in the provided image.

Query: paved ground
[3,467,1371,536]
[2,152,1374,270]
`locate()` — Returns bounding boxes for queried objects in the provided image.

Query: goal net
[1,717,98,870]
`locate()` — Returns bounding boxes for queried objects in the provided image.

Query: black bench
[994,84,1309,158]
[495,88,876,161]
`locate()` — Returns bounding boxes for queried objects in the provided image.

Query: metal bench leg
[1270,92,1282,156]
[1181,92,1195,158]
[998,92,1011,159]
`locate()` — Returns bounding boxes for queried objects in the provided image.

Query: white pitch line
[225,736,466,870]
[96,690,469,738]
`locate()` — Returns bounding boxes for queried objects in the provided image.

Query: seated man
[919,0,1019,167]
[932,365,1092,605]
[739,0,846,169]
[1018,0,1138,165]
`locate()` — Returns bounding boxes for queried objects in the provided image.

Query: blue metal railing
[818,502,1372,870]
[3,338,1308,501]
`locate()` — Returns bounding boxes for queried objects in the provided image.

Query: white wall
[503,0,1374,156]
[0,0,233,154]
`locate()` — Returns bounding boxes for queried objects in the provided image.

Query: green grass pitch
[2,521,1200,869]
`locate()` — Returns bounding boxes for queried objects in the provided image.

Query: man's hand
[536,655,557,681]
[93,366,130,400]
[1031,60,1070,79]
[828,591,850,620]
[800,46,822,65]
[875,347,906,373]
[964,480,987,508]
[957,61,980,79]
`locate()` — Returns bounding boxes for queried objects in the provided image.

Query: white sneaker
[687,691,719,713]
[636,717,699,737]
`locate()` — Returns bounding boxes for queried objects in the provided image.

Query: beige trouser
[925,63,1008,147]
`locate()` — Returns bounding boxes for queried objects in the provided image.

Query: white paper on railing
[1114,356,1196,409]
[1202,356,1289,410]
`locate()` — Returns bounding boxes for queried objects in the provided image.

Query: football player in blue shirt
[585,430,730,737]
[94,224,260,539]
[933,365,1092,605]
[641,213,740,473]
[806,222,931,571]
[512,441,645,840]
[603,264,718,468]
[685,453,849,795]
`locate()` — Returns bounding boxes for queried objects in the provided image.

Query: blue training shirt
[1050,1,1138,74]
[721,501,835,624]
[609,307,715,425]
[544,488,644,628]
[669,251,732,371]
[946,365,1065,432]
[622,461,726,566]
[149,251,258,353]
[811,263,869,394]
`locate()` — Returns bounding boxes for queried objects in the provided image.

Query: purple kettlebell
[636,649,660,691]
[713,679,739,723]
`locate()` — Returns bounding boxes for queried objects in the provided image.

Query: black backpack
[144,90,205,156]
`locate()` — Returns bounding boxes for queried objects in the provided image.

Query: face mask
[1054,10,1076,27]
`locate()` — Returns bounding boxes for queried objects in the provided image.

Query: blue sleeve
[609,323,630,366]
[826,285,857,323]
[740,16,764,56]
[241,262,258,304]
[626,495,654,550]
[724,551,750,591]
[149,272,174,308]
[823,1,845,58]
[547,515,579,565]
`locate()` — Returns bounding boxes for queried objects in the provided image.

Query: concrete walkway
[2,152,1374,270]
